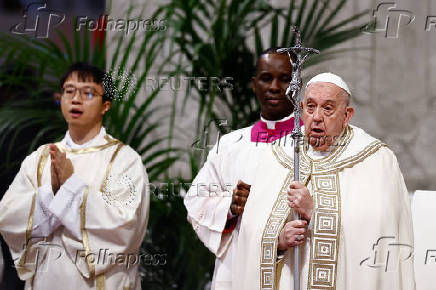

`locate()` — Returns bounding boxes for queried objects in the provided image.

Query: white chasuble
[184,126,278,290]
[0,131,150,290]
[233,125,415,290]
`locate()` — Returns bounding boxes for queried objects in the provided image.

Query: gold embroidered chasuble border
[259,126,386,290]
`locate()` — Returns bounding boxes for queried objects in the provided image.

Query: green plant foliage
[0,31,98,192]
[0,20,176,179]
[159,0,369,135]
[141,180,214,290]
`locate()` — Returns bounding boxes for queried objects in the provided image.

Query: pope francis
[0,63,150,290]
[231,73,415,290]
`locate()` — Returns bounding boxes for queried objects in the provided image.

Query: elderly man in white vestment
[0,63,150,289]
[231,72,415,289]
[184,48,303,289]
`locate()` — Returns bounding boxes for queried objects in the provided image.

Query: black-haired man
[184,49,301,289]
[0,62,149,289]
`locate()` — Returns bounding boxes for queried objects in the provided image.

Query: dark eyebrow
[64,84,97,90]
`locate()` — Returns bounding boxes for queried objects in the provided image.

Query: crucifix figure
[276,26,320,290]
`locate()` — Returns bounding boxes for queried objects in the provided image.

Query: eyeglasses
[62,86,103,101]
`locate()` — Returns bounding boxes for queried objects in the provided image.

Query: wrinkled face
[61,72,111,130]
[252,53,294,120]
[302,82,354,151]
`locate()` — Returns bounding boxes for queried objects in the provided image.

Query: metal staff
[276,26,319,290]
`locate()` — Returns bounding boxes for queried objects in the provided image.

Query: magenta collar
[251,117,303,143]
